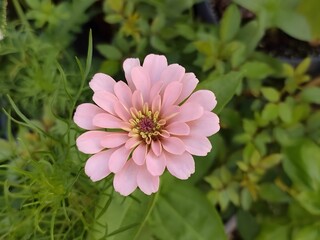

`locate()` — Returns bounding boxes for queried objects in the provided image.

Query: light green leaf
[197,71,243,113]
[261,87,280,102]
[296,191,320,215]
[293,223,320,240]
[219,4,241,42]
[240,61,274,80]
[301,87,320,104]
[275,10,312,41]
[96,44,122,60]
[278,102,293,123]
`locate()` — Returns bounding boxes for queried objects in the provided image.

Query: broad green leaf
[233,0,262,12]
[275,10,312,41]
[237,20,264,53]
[219,4,241,42]
[259,183,290,203]
[237,210,259,240]
[256,223,290,240]
[278,102,293,123]
[240,61,274,80]
[99,60,120,76]
[197,71,243,114]
[261,87,280,102]
[150,36,169,52]
[301,87,320,104]
[283,139,320,191]
[152,180,227,240]
[261,103,278,122]
[240,188,252,210]
[96,44,122,60]
[104,14,123,24]
[296,190,320,215]
[298,0,320,40]
[90,189,153,240]
[293,223,320,240]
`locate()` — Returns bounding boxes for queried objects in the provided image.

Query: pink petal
[113,159,138,196]
[142,54,168,85]
[125,137,142,150]
[73,103,104,130]
[161,105,179,120]
[93,113,130,130]
[132,143,147,165]
[89,73,116,93]
[149,81,163,100]
[146,151,166,176]
[100,132,129,148]
[180,135,212,156]
[160,64,185,86]
[131,90,144,110]
[92,91,117,114]
[151,95,162,113]
[114,81,132,108]
[161,137,185,155]
[108,146,131,173]
[76,131,108,154]
[137,166,160,195]
[187,90,217,111]
[173,103,203,122]
[165,152,195,179]
[176,73,199,104]
[162,81,183,108]
[85,150,113,181]
[114,101,131,121]
[166,122,190,135]
[189,111,220,137]
[151,140,162,156]
[131,66,151,101]
[123,58,140,90]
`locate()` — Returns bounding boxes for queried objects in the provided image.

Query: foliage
[0,0,320,239]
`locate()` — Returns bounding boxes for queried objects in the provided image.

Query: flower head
[73,54,220,196]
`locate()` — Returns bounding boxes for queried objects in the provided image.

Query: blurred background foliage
[0,0,320,239]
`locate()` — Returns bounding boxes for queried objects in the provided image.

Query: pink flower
[73,54,220,196]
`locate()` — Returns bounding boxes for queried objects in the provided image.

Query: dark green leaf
[152,180,227,240]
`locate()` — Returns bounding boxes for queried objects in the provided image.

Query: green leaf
[219,4,241,42]
[99,60,120,76]
[261,87,280,102]
[240,188,252,210]
[105,14,123,24]
[293,223,320,240]
[150,36,169,52]
[197,71,243,113]
[301,87,320,104]
[283,139,320,191]
[90,189,154,240]
[259,183,290,203]
[278,102,293,123]
[261,103,278,122]
[296,58,311,75]
[275,10,312,41]
[96,44,122,60]
[152,180,227,240]
[240,61,274,80]
[237,210,259,240]
[296,190,320,215]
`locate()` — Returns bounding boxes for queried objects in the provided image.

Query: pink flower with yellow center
[73,54,220,196]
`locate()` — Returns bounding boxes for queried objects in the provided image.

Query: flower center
[129,103,165,144]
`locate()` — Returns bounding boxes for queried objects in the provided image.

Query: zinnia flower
[73,54,220,196]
